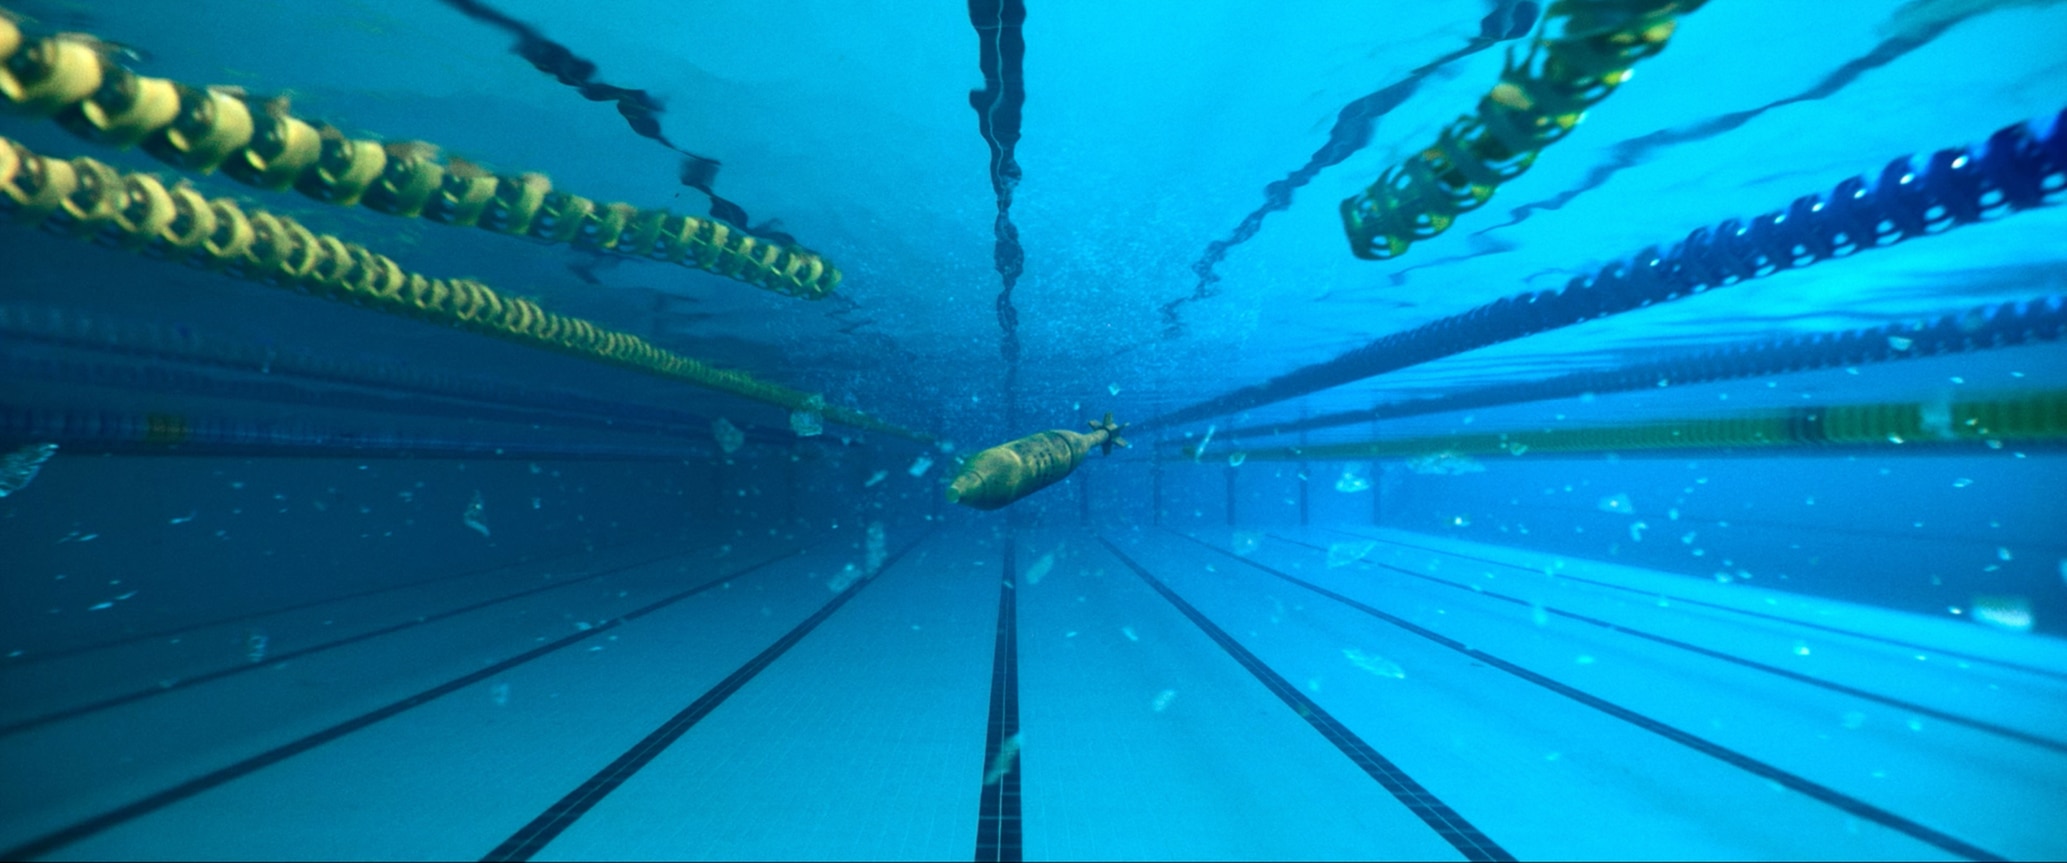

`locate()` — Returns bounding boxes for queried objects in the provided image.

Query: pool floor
[2,524,2061,861]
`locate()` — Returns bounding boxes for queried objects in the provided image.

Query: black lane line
[1096,537,1514,863]
[0,541,725,738]
[1173,531,2010,862]
[1313,526,2067,684]
[1261,533,2067,755]
[481,529,938,862]
[3,532,685,667]
[974,535,1023,862]
[0,541,823,863]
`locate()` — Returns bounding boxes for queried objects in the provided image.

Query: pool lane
[1281,528,2067,754]
[5,532,817,861]
[1314,525,2067,685]
[1131,528,1983,860]
[2,532,665,672]
[1262,528,2064,861]
[0,535,726,737]
[1015,528,1475,861]
[518,526,986,861]
[1158,527,2055,860]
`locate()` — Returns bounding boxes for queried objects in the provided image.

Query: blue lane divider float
[1147,108,2067,431]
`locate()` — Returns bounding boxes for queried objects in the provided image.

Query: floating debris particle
[1151,689,1178,712]
[1231,531,1264,557]
[982,733,1022,786]
[1108,383,1122,396]
[1629,521,1648,542]
[866,522,887,574]
[1228,452,1247,467]
[1343,648,1405,679]
[1193,424,1217,462]
[908,455,934,477]
[789,396,825,437]
[491,682,511,707]
[1406,451,1485,475]
[244,631,269,664]
[463,491,491,537]
[1025,552,1055,586]
[1334,467,1371,493]
[1888,336,1914,351]
[1972,595,2034,632]
[712,418,746,454]
[827,563,863,593]
[864,470,888,488]
[1530,604,1549,626]
[1597,493,1635,514]
[1121,626,1140,642]
[1327,541,1377,568]
[0,443,57,497]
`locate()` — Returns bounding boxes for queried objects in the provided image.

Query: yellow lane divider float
[0,16,843,299]
[1340,0,1707,260]
[0,133,924,442]
[1196,391,2067,461]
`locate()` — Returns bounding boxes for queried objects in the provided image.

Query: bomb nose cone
[946,473,980,504]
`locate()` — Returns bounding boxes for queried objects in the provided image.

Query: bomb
[945,413,1129,510]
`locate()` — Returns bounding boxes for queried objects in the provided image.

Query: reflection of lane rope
[1165,1,1539,336]
[435,0,788,243]
[1474,0,2067,237]
[1338,0,1705,262]
[968,0,1028,424]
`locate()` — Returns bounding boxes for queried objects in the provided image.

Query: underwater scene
[2,0,2065,859]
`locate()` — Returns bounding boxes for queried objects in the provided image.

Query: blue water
[3,0,2065,859]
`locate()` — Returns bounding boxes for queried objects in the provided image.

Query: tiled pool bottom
[3,525,2061,861]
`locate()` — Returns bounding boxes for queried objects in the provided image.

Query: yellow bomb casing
[945,413,1127,511]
